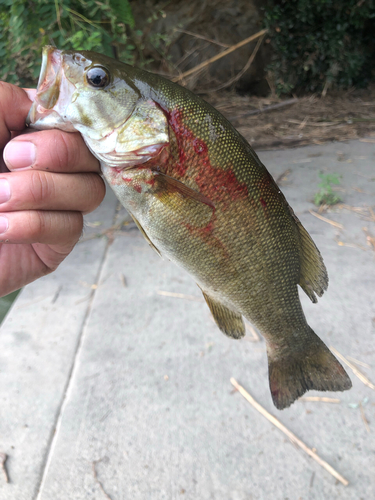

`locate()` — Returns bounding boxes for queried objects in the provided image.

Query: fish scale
[27,46,352,409]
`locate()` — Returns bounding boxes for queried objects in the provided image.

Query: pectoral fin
[201,290,245,339]
[153,172,215,227]
[130,213,162,257]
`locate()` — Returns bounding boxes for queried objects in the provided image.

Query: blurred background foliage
[0,0,374,93]
[263,0,375,95]
[0,0,135,86]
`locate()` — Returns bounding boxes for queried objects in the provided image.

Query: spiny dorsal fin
[130,213,162,257]
[296,221,328,303]
[201,290,245,339]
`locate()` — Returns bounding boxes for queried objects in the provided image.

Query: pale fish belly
[101,163,252,310]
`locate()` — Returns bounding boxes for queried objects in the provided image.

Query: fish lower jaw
[93,143,168,170]
[26,107,76,132]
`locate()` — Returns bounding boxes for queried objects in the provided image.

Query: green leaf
[1,0,136,86]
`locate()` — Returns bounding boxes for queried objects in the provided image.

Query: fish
[27,46,352,409]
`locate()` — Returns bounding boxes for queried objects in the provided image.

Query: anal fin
[201,290,245,339]
[130,213,162,257]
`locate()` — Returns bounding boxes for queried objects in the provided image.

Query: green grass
[314,173,342,206]
[0,289,21,324]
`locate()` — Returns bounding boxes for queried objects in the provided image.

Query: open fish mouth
[26,46,76,132]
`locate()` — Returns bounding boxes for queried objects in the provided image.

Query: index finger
[4,129,101,174]
[0,82,34,148]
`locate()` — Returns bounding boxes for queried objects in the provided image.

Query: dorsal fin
[201,290,245,339]
[283,199,328,303]
[295,219,329,303]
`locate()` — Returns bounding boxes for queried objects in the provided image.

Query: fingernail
[0,216,8,234]
[4,141,36,170]
[0,179,10,204]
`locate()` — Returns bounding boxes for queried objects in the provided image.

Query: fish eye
[86,67,110,88]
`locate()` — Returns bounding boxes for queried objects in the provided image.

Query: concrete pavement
[0,139,374,499]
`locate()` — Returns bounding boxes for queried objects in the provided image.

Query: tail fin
[268,330,352,410]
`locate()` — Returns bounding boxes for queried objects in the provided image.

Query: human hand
[0,82,105,297]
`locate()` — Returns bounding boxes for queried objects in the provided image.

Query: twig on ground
[157,290,204,302]
[75,291,94,305]
[230,378,349,486]
[245,323,260,342]
[330,346,375,390]
[337,205,375,222]
[298,116,309,129]
[15,296,50,309]
[363,227,375,250]
[299,397,341,403]
[275,169,291,185]
[92,459,112,500]
[51,285,63,304]
[359,403,371,433]
[346,356,371,369]
[120,273,127,287]
[229,98,298,120]
[287,119,340,127]
[309,210,344,229]
[335,237,368,251]
[172,29,267,82]
[79,221,129,244]
[310,472,315,488]
[0,453,9,483]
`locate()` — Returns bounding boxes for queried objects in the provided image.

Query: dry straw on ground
[230,378,349,486]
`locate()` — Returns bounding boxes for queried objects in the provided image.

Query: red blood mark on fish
[259,196,270,219]
[121,173,143,193]
[168,109,190,138]
[184,212,229,259]
[167,109,190,176]
[165,109,248,207]
[144,178,156,187]
[142,107,248,253]
[193,138,207,155]
[195,167,247,207]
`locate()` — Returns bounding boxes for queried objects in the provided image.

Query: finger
[0,242,67,297]
[0,210,83,246]
[23,88,36,101]
[3,129,100,173]
[0,170,105,214]
[0,83,34,148]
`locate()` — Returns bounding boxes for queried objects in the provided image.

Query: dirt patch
[204,85,375,150]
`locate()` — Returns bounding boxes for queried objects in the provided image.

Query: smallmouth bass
[27,46,351,409]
